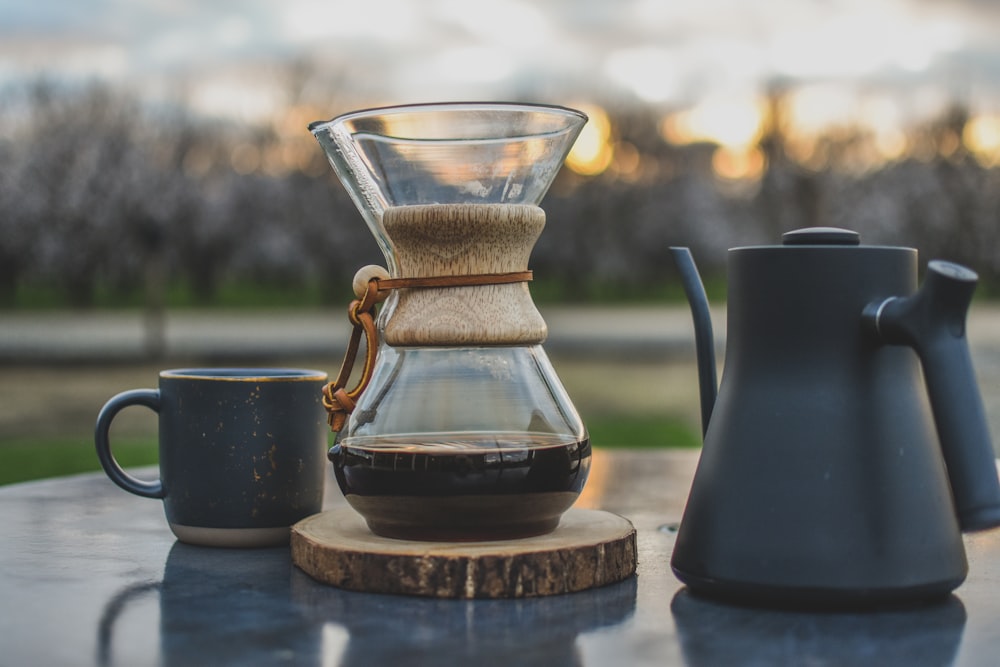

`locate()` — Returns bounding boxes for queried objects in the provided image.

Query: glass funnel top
[309,102,587,257]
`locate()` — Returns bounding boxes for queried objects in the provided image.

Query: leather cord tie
[322,269,533,431]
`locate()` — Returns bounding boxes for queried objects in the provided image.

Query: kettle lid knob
[782,227,861,246]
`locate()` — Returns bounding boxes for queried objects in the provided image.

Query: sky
[2,0,1000,134]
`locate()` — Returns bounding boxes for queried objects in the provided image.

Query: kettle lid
[782,227,860,246]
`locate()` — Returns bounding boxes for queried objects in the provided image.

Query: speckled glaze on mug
[95,368,328,547]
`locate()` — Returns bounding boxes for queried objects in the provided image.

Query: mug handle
[94,389,165,499]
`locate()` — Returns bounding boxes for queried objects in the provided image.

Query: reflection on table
[4,449,1000,666]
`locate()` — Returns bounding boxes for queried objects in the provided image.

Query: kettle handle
[864,260,1000,532]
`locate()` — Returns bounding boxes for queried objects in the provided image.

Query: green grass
[0,436,158,486]
[3,272,995,311]
[586,414,701,449]
[3,275,731,311]
[0,416,698,486]
[4,281,342,311]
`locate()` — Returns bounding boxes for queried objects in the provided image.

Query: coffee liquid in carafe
[332,433,592,540]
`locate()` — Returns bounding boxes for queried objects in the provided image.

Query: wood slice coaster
[291,507,637,599]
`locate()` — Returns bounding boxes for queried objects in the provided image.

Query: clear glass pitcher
[309,102,590,540]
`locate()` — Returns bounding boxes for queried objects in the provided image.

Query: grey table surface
[3,448,1000,667]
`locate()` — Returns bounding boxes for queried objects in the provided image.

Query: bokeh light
[964,115,1000,166]
[660,96,769,181]
[566,105,614,177]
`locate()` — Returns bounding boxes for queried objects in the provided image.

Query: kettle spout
[670,247,718,437]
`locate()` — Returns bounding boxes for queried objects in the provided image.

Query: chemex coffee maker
[670,227,1000,608]
[289,103,638,602]
[308,102,592,541]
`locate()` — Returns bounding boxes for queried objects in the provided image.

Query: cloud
[2,0,1000,115]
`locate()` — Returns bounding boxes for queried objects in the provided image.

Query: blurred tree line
[1,78,999,311]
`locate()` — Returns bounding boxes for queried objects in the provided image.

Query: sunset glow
[660,96,767,150]
[712,145,767,182]
[566,105,614,176]
[964,115,1000,166]
[659,96,768,181]
[8,0,995,184]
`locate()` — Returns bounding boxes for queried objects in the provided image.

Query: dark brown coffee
[330,433,591,541]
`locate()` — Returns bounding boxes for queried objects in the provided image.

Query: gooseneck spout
[864,260,1000,532]
[670,247,717,437]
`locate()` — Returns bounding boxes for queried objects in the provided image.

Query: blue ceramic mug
[95,368,329,547]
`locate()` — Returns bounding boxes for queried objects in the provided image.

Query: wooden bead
[352,265,390,301]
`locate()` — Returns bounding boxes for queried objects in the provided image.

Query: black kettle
[670,227,1000,608]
